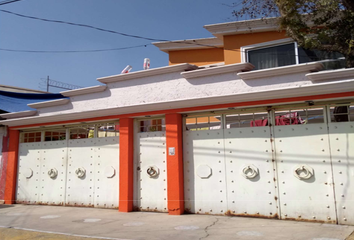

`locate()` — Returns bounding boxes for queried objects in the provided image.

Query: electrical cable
[0,9,219,49]
[0,44,150,53]
[0,0,23,6]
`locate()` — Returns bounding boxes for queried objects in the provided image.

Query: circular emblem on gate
[241,165,259,179]
[146,166,159,178]
[48,168,58,179]
[23,168,33,179]
[75,167,86,178]
[104,166,116,178]
[293,165,314,180]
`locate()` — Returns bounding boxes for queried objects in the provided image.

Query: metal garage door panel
[274,124,337,223]
[328,121,354,225]
[135,132,167,212]
[39,141,67,205]
[183,130,227,214]
[17,143,41,204]
[66,139,95,207]
[94,137,119,209]
[224,127,279,218]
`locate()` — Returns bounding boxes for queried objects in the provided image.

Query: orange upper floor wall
[223,31,288,65]
[167,31,288,66]
[169,48,224,66]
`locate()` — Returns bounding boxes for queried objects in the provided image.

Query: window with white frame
[242,39,345,70]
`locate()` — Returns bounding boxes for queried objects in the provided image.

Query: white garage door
[17,122,120,209]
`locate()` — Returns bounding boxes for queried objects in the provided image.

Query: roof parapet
[97,63,198,84]
[28,98,70,109]
[152,37,223,53]
[238,62,323,80]
[204,18,279,38]
[181,62,254,79]
[0,110,37,119]
[61,85,107,97]
[306,68,354,81]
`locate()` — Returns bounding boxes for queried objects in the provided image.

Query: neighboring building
[0,19,353,226]
[0,84,48,94]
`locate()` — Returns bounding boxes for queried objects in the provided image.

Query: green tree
[233,0,354,67]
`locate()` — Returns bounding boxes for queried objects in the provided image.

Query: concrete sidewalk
[0,205,353,240]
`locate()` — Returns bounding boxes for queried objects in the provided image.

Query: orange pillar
[4,129,20,204]
[165,113,184,215]
[119,118,134,212]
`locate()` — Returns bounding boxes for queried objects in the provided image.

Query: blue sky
[0,0,239,92]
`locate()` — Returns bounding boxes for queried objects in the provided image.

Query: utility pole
[46,76,49,92]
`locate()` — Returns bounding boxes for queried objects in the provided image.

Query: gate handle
[147,166,159,178]
[75,167,86,178]
[242,165,259,179]
[48,168,58,178]
[294,165,313,180]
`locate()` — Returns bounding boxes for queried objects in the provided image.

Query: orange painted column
[165,113,184,215]
[119,118,134,212]
[4,129,20,204]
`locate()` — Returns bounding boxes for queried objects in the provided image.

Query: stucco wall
[169,48,224,66]
[36,70,311,117]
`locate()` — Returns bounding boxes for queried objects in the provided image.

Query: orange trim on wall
[169,48,224,66]
[223,31,288,65]
[165,113,184,215]
[9,91,354,130]
[4,129,19,204]
[118,118,134,212]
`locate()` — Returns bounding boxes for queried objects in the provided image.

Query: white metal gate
[183,129,227,214]
[183,104,354,224]
[224,115,279,218]
[94,137,120,208]
[134,119,167,212]
[39,140,67,205]
[17,141,41,204]
[273,109,337,223]
[66,138,95,207]
[17,123,119,209]
[327,105,354,225]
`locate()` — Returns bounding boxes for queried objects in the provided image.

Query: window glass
[185,116,221,131]
[248,43,296,70]
[69,125,95,139]
[45,130,66,141]
[97,123,119,137]
[274,108,324,125]
[20,132,41,143]
[329,105,354,122]
[298,48,345,70]
[225,112,269,128]
[139,119,165,132]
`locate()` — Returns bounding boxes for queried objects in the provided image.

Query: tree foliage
[233,0,354,67]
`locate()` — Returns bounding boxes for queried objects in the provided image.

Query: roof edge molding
[97,63,198,84]
[152,37,223,53]
[0,110,37,119]
[204,18,279,37]
[28,98,70,109]
[181,62,255,79]
[306,68,354,81]
[238,62,324,80]
[2,79,353,127]
[61,85,107,97]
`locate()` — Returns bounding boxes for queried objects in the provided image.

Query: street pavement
[0,204,353,240]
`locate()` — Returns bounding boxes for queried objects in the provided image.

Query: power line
[0,9,219,49]
[0,9,170,42]
[0,44,150,53]
[0,0,23,6]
